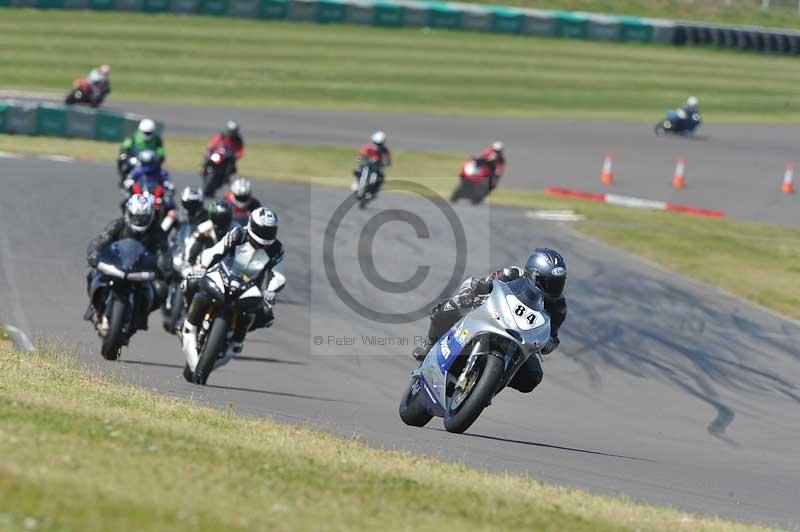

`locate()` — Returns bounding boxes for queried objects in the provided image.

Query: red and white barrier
[545,186,724,218]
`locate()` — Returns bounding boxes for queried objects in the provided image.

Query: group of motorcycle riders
[80,65,700,394]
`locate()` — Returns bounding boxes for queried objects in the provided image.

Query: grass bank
[1,9,799,122]
[3,133,799,319]
[0,347,768,531]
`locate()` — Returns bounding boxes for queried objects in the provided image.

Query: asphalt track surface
[105,99,800,227]
[2,156,800,528]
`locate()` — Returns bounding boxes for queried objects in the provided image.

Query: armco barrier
[0,100,164,142]
[3,0,800,55]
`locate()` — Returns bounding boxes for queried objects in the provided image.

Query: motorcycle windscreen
[100,238,156,273]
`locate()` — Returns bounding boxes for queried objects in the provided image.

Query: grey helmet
[524,248,567,299]
[180,185,205,216]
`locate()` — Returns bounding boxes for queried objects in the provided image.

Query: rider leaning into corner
[411,248,567,394]
[475,141,506,189]
[86,64,111,103]
[85,194,171,335]
[224,177,262,225]
[205,121,245,174]
[352,131,392,194]
[181,207,286,373]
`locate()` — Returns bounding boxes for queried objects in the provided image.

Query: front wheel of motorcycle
[101,297,127,361]
[399,376,433,427]
[443,354,504,434]
[193,317,227,385]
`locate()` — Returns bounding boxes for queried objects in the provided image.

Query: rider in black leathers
[85,194,171,333]
[412,248,568,393]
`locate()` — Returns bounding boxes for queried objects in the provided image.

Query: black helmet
[180,186,204,216]
[208,199,233,236]
[224,120,239,137]
[524,248,567,299]
[246,207,278,246]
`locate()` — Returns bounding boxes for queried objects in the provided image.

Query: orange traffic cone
[672,157,686,189]
[782,163,794,194]
[600,152,614,185]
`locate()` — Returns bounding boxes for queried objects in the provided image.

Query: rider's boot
[412,336,435,361]
[182,322,200,372]
[215,341,243,369]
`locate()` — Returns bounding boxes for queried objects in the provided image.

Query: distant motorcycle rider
[85,194,170,335]
[181,207,286,372]
[205,120,244,175]
[161,185,208,236]
[182,200,234,271]
[86,64,111,104]
[411,248,568,393]
[121,150,175,215]
[119,119,165,178]
[223,177,261,226]
[672,96,701,131]
[475,141,505,189]
[351,131,391,195]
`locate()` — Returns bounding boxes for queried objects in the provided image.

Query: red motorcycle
[201,147,236,198]
[65,78,104,107]
[121,179,175,222]
[450,158,495,205]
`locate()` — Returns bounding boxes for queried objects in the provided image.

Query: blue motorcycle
[655,109,702,136]
[399,281,551,434]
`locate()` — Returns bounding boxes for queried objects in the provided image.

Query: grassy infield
[0,8,796,530]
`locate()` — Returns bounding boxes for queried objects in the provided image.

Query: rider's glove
[191,264,207,277]
[122,178,134,190]
[264,291,277,306]
[540,336,560,355]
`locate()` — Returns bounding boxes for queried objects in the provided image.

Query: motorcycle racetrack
[2,152,800,528]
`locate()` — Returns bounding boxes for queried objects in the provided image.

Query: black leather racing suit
[422,267,567,393]
[185,226,285,342]
[86,218,170,329]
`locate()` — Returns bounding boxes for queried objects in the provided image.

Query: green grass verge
[0,347,769,531]
[2,9,800,122]
[3,133,799,320]
[460,0,800,31]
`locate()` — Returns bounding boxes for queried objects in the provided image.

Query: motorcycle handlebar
[97,262,125,279]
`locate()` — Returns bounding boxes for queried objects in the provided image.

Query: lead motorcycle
[88,239,158,360]
[654,110,702,136]
[65,78,105,107]
[399,281,550,434]
[185,250,269,385]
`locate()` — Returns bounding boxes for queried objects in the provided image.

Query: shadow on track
[205,383,361,404]
[429,429,655,462]
[121,359,184,370]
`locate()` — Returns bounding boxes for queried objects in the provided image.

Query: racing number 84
[515,305,538,325]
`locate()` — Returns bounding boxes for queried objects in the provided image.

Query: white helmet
[686,96,698,108]
[99,64,111,76]
[230,177,252,206]
[125,194,155,233]
[491,141,504,153]
[246,207,278,246]
[371,131,386,146]
[138,119,156,139]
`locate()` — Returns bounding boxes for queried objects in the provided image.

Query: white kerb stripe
[605,194,667,210]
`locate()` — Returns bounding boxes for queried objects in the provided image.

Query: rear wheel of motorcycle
[101,298,127,361]
[443,354,504,434]
[399,376,433,427]
[193,317,227,385]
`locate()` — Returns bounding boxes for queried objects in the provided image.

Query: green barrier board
[620,18,653,42]
[36,0,66,7]
[425,2,462,29]
[10,0,37,7]
[0,103,7,133]
[115,0,143,9]
[0,0,10,6]
[228,0,258,17]
[199,0,228,15]
[6,104,38,136]
[491,7,522,34]
[373,1,403,26]
[95,111,126,141]
[555,11,588,39]
[36,104,68,137]
[88,0,115,9]
[316,0,346,22]
[142,0,169,11]
[171,0,198,12]
[260,0,288,18]
[66,107,97,138]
